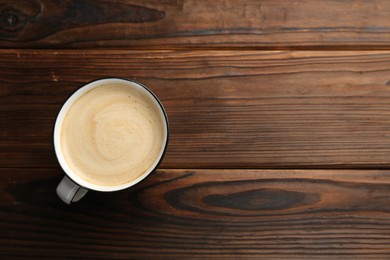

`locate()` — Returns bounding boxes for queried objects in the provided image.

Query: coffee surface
[61,84,165,186]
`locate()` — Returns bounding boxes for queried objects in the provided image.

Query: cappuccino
[60,83,166,187]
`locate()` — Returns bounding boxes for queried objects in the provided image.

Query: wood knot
[0,8,26,32]
[164,180,321,217]
[204,188,319,211]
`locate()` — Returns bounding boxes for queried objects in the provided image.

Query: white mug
[54,78,169,204]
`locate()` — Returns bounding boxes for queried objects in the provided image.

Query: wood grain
[1,1,389,259]
[1,168,390,258]
[1,0,390,49]
[2,50,390,169]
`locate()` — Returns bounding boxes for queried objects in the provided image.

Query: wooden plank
[2,50,390,169]
[1,168,390,258]
[1,0,390,49]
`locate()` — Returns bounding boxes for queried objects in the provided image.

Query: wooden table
[1,1,390,258]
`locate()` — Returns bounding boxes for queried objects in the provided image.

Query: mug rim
[53,78,169,192]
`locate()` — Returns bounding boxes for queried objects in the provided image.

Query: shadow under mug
[54,78,169,204]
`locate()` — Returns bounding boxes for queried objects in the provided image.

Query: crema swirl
[60,84,165,186]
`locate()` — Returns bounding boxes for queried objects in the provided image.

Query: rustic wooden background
[1,0,390,259]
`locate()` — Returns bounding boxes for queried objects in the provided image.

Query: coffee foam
[61,84,165,187]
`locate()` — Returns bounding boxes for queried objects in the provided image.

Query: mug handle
[56,176,88,204]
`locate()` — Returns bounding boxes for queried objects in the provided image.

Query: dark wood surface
[1,1,390,259]
[2,50,390,169]
[2,168,390,259]
[1,0,390,49]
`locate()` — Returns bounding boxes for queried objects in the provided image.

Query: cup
[54,78,169,204]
